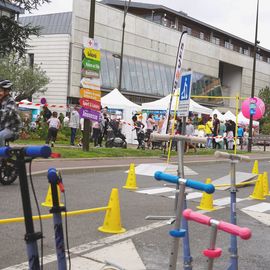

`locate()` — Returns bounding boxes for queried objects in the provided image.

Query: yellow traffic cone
[250,174,266,200]
[252,160,259,175]
[262,172,270,196]
[196,178,217,211]
[41,185,64,207]
[123,163,138,190]
[98,188,126,234]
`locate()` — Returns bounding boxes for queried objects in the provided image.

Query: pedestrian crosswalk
[134,186,270,216]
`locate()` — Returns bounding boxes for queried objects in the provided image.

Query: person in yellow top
[205,117,213,148]
[197,120,206,148]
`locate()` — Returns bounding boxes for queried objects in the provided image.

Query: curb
[30,156,270,176]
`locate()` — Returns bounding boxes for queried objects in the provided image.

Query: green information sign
[82,58,100,72]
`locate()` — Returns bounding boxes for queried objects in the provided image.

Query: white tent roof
[238,112,259,127]
[141,94,212,115]
[211,109,224,121]
[18,99,40,110]
[223,111,236,122]
[101,88,141,109]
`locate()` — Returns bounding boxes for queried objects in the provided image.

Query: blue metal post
[48,168,67,270]
[227,160,238,270]
[15,148,41,270]
[182,198,192,269]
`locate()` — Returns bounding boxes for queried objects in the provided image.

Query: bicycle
[0,136,18,185]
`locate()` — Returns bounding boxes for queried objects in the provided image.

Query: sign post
[178,71,192,117]
[81,35,101,151]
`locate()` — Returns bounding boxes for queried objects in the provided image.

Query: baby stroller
[136,128,145,150]
[105,120,127,148]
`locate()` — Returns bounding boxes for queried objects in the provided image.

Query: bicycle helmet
[0,79,13,90]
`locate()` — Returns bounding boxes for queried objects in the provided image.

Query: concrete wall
[26,34,71,107]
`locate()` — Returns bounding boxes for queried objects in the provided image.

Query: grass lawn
[15,139,248,159]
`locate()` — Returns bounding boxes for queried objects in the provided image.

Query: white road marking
[241,210,270,226]
[136,187,175,195]
[213,197,247,206]
[241,202,270,213]
[83,239,146,270]
[168,192,202,200]
[3,221,168,270]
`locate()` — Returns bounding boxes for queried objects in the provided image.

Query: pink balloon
[241,97,265,120]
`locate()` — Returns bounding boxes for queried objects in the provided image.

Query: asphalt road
[1,160,270,269]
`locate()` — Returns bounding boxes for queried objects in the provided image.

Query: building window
[182,25,191,34]
[243,49,249,56]
[212,37,220,46]
[256,54,263,61]
[199,32,204,40]
[267,58,270,64]
[239,47,243,54]
[225,41,230,49]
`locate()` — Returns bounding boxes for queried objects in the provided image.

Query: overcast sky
[28,0,270,49]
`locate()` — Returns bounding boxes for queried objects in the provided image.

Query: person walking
[46,111,61,147]
[69,106,80,146]
[197,120,205,148]
[237,125,244,150]
[185,118,196,153]
[205,117,213,148]
[145,113,156,149]
[42,105,52,122]
[92,120,101,147]
[212,114,220,149]
[227,120,236,150]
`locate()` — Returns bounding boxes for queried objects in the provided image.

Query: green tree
[0,54,50,101]
[258,86,270,133]
[0,0,50,56]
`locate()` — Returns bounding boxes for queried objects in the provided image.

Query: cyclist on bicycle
[0,79,22,147]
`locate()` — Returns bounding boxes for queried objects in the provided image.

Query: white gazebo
[101,88,141,143]
[223,111,236,122]
[141,94,212,115]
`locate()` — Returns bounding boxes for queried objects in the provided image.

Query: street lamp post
[248,0,260,152]
[117,0,131,91]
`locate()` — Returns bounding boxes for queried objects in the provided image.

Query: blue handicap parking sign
[179,73,192,101]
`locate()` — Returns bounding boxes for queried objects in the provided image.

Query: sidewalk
[30,152,270,175]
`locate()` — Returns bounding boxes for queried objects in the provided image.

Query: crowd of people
[131,112,251,152]
[38,105,125,148]
[171,113,250,152]
[0,78,254,152]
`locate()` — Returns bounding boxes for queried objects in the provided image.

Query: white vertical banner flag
[164,31,188,134]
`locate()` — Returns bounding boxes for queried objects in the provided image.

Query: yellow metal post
[167,91,179,163]
[234,94,240,154]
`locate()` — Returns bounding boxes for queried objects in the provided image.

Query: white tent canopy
[211,109,224,121]
[141,94,212,115]
[238,112,259,127]
[223,110,236,122]
[101,88,141,144]
[101,88,141,109]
